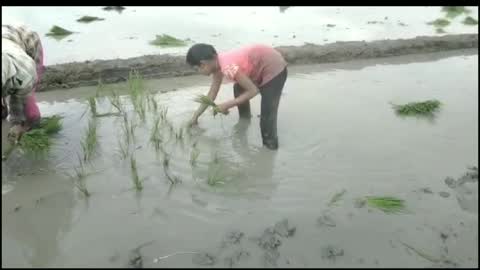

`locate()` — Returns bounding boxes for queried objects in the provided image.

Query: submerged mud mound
[39,34,478,91]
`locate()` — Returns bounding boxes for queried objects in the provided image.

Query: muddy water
[2,51,478,267]
[2,6,479,65]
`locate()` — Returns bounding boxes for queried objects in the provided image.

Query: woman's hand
[8,124,29,143]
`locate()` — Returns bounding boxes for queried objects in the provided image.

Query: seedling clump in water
[357,196,406,214]
[71,154,90,197]
[207,166,226,186]
[391,100,441,116]
[77,16,105,23]
[462,16,478,25]
[427,18,450,28]
[149,34,188,47]
[441,6,471,18]
[46,25,74,37]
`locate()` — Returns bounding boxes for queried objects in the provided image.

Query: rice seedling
[427,18,450,28]
[77,16,105,23]
[159,107,168,121]
[150,115,162,152]
[327,189,346,207]
[71,153,90,197]
[108,90,124,114]
[147,95,158,113]
[175,127,184,141]
[117,137,129,159]
[88,96,97,116]
[441,6,471,18]
[213,152,220,164]
[462,16,478,25]
[360,196,406,214]
[45,25,74,37]
[194,95,227,116]
[190,143,200,167]
[207,166,226,186]
[436,28,447,34]
[130,155,143,191]
[81,118,98,161]
[128,70,147,122]
[149,34,187,47]
[391,100,441,116]
[162,155,180,185]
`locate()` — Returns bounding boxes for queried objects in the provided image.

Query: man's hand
[216,102,231,114]
[188,117,199,127]
[8,124,28,143]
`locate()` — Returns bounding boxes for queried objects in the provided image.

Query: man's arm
[219,72,259,111]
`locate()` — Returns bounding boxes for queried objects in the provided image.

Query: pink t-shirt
[217,44,287,87]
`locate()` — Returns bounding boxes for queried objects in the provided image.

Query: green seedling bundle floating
[391,100,441,116]
[77,16,105,23]
[46,25,74,37]
[357,196,407,214]
[427,18,450,28]
[441,6,471,18]
[462,16,478,25]
[149,34,188,47]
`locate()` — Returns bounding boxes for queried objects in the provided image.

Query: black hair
[186,43,217,66]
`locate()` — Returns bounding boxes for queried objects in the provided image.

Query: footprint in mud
[221,230,244,248]
[321,245,344,261]
[317,212,336,227]
[224,249,250,267]
[444,167,478,213]
[192,252,216,266]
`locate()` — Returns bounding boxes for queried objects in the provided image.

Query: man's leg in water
[233,83,252,118]
[259,68,287,150]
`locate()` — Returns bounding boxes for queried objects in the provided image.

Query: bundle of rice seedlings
[103,6,125,12]
[149,34,187,47]
[130,155,143,191]
[391,100,441,116]
[362,196,406,214]
[77,16,105,23]
[194,95,227,116]
[441,6,471,18]
[45,25,74,37]
[38,115,63,134]
[463,16,478,25]
[81,118,97,161]
[427,18,450,28]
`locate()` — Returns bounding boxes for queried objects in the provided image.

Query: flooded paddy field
[2,50,478,267]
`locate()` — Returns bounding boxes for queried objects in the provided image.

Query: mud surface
[2,51,478,268]
[38,34,478,91]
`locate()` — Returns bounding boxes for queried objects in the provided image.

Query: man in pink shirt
[187,43,288,150]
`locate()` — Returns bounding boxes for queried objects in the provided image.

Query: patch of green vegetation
[462,16,478,25]
[441,6,471,18]
[427,18,450,28]
[128,70,147,122]
[361,196,406,214]
[391,100,441,116]
[46,25,74,37]
[150,115,163,152]
[77,16,105,23]
[71,153,90,197]
[2,115,63,160]
[149,34,187,47]
[436,28,447,34]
